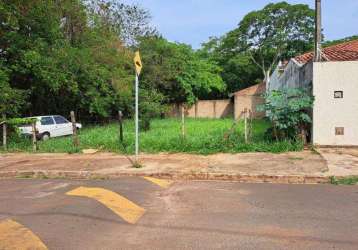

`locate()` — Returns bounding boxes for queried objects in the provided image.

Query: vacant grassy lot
[2,118,303,154]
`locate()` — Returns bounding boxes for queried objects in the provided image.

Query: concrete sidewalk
[317,148,358,176]
[0,149,345,184]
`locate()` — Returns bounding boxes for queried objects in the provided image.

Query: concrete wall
[169,100,233,119]
[313,61,358,146]
[269,59,313,91]
[234,95,265,119]
[233,82,266,119]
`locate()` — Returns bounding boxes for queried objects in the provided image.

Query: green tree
[139,36,225,105]
[0,67,27,116]
[198,36,262,95]
[86,0,157,46]
[236,1,315,81]
[1,0,226,122]
[200,2,315,94]
[0,0,140,120]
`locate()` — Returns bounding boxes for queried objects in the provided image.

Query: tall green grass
[1,118,303,154]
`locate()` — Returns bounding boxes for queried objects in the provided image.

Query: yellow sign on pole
[133,51,142,159]
[134,51,142,75]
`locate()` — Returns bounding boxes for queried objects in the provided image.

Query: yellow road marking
[66,187,145,224]
[0,219,48,250]
[143,177,173,188]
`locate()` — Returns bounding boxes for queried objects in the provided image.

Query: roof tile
[295,39,358,64]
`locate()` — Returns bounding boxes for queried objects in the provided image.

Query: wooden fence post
[70,111,79,147]
[244,108,248,143]
[118,110,124,143]
[31,120,37,152]
[213,100,217,119]
[249,110,253,139]
[2,114,6,150]
[195,102,198,118]
[181,104,185,138]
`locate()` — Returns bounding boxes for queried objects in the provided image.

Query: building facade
[268,39,358,146]
[313,61,358,146]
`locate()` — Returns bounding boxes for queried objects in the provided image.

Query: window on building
[335,127,344,136]
[334,91,343,99]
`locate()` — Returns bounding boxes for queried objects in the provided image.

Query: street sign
[133,51,142,161]
[134,51,142,76]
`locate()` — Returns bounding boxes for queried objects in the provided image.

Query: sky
[122,0,358,49]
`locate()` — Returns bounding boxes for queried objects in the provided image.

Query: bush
[258,88,314,141]
[0,117,37,143]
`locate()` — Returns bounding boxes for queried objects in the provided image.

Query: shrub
[258,88,314,141]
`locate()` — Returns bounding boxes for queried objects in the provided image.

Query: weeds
[288,157,304,161]
[15,173,34,179]
[2,118,304,155]
[132,161,144,169]
[330,176,358,185]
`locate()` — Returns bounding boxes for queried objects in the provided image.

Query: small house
[269,39,358,146]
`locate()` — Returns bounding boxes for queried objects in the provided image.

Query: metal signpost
[133,51,142,161]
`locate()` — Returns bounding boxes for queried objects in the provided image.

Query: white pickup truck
[19,115,82,140]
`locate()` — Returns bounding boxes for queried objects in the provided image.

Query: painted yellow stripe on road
[0,219,48,250]
[66,187,145,224]
[143,177,173,188]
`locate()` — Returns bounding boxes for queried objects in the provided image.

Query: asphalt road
[0,178,357,250]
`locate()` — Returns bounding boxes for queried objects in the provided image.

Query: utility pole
[314,0,322,62]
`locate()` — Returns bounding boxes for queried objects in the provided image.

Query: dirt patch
[0,150,329,183]
[0,151,327,176]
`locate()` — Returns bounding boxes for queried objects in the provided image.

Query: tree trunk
[181,104,185,138]
[264,70,271,86]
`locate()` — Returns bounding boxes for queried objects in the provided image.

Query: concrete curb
[0,170,331,184]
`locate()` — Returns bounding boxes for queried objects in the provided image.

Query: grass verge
[1,118,304,155]
[330,176,358,185]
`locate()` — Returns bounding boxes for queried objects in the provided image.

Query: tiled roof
[294,39,358,64]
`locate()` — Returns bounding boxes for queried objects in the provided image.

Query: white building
[269,39,358,146]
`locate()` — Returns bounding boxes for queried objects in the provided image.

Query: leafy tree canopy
[85,0,157,46]
[0,1,123,119]
[0,0,227,121]
[199,1,315,94]
[236,1,315,79]
[139,36,225,105]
